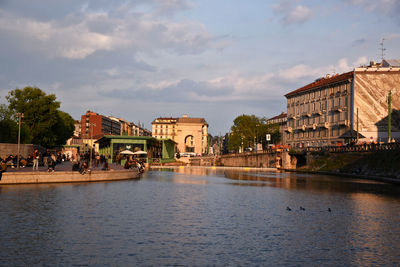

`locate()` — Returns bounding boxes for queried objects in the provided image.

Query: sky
[0,0,399,135]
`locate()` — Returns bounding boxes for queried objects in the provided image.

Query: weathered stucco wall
[354,71,400,141]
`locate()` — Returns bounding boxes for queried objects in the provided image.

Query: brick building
[80,110,121,138]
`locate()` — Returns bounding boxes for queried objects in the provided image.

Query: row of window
[153,124,176,129]
[288,95,349,115]
[287,126,347,140]
[288,111,349,127]
[287,83,350,104]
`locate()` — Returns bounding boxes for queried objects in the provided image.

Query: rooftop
[267,112,287,121]
[285,71,353,98]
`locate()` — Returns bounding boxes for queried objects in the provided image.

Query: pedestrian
[47,154,55,172]
[0,160,7,180]
[32,149,39,171]
[43,151,48,167]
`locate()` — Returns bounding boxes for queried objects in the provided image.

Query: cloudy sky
[0,0,399,135]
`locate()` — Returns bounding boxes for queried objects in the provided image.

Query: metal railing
[303,142,400,153]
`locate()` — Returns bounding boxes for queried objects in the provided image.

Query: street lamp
[16,112,24,168]
[89,122,96,168]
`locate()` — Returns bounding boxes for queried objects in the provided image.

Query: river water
[1,168,400,266]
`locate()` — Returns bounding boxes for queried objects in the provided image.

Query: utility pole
[16,113,24,168]
[356,108,359,144]
[388,90,392,142]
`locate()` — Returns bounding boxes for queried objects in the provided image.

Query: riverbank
[150,162,400,184]
[0,162,140,185]
[150,165,277,172]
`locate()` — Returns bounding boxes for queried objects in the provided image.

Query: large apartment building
[81,111,151,138]
[266,112,287,144]
[284,60,400,147]
[152,115,208,155]
[81,110,121,138]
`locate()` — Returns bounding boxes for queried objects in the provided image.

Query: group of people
[124,158,145,173]
[32,149,58,172]
[0,150,146,177]
[71,155,110,174]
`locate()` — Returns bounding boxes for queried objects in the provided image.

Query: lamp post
[89,122,96,168]
[16,112,24,168]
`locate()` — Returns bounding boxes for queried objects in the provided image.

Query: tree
[227,114,281,152]
[0,103,32,143]
[6,86,74,147]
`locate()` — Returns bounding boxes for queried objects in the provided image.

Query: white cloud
[274,0,314,25]
[199,58,355,101]
[353,56,368,66]
[0,3,212,59]
[345,0,400,21]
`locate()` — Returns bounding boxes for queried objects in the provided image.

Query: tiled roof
[267,112,287,121]
[284,71,353,98]
[177,117,208,125]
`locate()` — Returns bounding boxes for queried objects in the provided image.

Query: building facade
[96,135,176,163]
[284,61,400,147]
[266,112,287,144]
[80,110,121,138]
[152,115,208,155]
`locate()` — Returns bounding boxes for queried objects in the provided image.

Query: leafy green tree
[227,114,281,152]
[6,86,74,147]
[0,103,32,143]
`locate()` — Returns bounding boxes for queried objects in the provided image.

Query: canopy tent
[133,151,147,155]
[120,150,135,155]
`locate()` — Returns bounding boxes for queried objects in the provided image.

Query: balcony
[319,122,330,128]
[312,110,323,116]
[338,120,350,126]
[333,106,344,112]
[284,126,293,133]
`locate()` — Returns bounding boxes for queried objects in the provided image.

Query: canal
[1,168,400,266]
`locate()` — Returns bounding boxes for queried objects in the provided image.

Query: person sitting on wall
[124,160,131,169]
[0,160,7,180]
[102,159,109,171]
[79,161,89,174]
[72,161,80,171]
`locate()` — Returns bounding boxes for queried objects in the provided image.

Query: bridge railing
[303,142,400,153]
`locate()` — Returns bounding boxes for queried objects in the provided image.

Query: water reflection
[153,167,400,199]
[1,169,400,266]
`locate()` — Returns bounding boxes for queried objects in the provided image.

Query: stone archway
[185,135,195,152]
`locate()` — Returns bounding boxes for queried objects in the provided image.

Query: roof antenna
[380,38,386,61]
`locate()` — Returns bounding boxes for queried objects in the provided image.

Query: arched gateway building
[152,115,208,156]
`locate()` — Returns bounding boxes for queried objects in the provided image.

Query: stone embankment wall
[1,170,139,185]
[0,143,45,158]
[300,149,400,179]
[189,151,295,169]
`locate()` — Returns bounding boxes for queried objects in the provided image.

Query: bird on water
[286,207,291,211]
[300,206,305,211]
[328,208,331,212]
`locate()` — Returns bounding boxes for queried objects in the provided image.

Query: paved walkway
[6,161,125,172]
